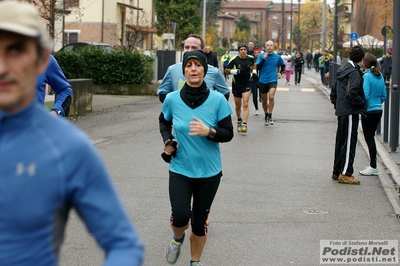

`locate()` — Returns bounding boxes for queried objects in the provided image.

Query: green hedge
[54,46,154,84]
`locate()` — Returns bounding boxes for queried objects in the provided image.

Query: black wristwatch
[54,109,62,116]
[208,127,217,139]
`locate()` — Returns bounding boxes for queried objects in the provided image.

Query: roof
[127,25,157,33]
[222,0,296,12]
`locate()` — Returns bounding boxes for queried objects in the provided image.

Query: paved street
[59,68,400,266]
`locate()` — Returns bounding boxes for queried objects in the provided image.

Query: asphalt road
[59,68,400,266]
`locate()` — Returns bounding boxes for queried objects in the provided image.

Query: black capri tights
[169,171,221,236]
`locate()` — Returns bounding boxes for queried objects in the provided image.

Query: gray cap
[0,1,52,50]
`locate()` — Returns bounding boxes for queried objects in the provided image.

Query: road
[59,68,400,266]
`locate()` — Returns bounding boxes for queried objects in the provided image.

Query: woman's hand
[164,139,177,155]
[189,116,209,137]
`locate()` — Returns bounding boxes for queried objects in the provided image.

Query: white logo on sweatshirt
[16,163,36,177]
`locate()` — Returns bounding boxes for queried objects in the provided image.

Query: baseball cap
[182,50,208,77]
[0,1,51,50]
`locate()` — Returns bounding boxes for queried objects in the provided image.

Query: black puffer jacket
[330,61,366,116]
[293,56,304,70]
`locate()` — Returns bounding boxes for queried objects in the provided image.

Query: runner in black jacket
[330,45,366,185]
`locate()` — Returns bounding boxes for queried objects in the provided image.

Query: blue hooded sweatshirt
[363,69,386,112]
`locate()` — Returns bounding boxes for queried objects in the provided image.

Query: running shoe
[269,116,274,125]
[255,109,260,116]
[338,174,361,185]
[191,262,204,266]
[359,166,379,176]
[331,174,338,180]
[236,120,242,132]
[166,234,185,264]
[241,123,247,133]
[265,115,269,126]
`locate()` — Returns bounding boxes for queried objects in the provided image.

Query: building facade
[219,0,299,50]
[62,0,156,51]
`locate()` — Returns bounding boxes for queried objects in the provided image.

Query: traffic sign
[350,32,358,41]
[381,26,392,37]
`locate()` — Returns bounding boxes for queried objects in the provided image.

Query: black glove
[161,139,177,163]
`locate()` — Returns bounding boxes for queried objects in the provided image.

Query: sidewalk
[306,68,400,215]
[45,94,156,112]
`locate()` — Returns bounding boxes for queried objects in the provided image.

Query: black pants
[383,72,391,82]
[251,79,259,110]
[223,67,228,80]
[169,171,221,236]
[295,66,302,84]
[333,114,359,176]
[319,67,326,85]
[361,112,382,168]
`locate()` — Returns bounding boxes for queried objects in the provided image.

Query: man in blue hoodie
[330,45,366,185]
[0,2,144,265]
[36,55,72,117]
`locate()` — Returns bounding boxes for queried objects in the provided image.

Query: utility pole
[202,0,206,42]
[297,0,301,52]
[282,0,285,50]
[290,0,293,54]
[322,0,326,51]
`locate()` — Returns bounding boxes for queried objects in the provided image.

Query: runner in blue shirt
[256,40,285,126]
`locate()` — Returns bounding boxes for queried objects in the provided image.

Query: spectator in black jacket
[379,51,392,82]
[204,45,219,68]
[313,50,321,73]
[330,45,366,185]
[306,50,313,70]
[293,51,304,85]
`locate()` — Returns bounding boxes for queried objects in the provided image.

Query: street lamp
[281,0,285,50]
[290,0,293,54]
[171,22,177,50]
[297,0,301,52]
[266,2,274,43]
[202,0,206,41]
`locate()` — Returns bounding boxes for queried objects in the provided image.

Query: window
[63,31,79,46]
[65,0,79,8]
[272,30,278,40]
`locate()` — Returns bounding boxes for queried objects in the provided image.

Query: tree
[232,14,251,44]
[125,9,154,50]
[294,0,333,52]
[205,0,225,48]
[233,28,252,44]
[24,0,83,40]
[205,25,218,47]
[153,0,202,49]
[236,14,251,32]
[354,0,376,37]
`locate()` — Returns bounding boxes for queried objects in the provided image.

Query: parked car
[58,42,114,53]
